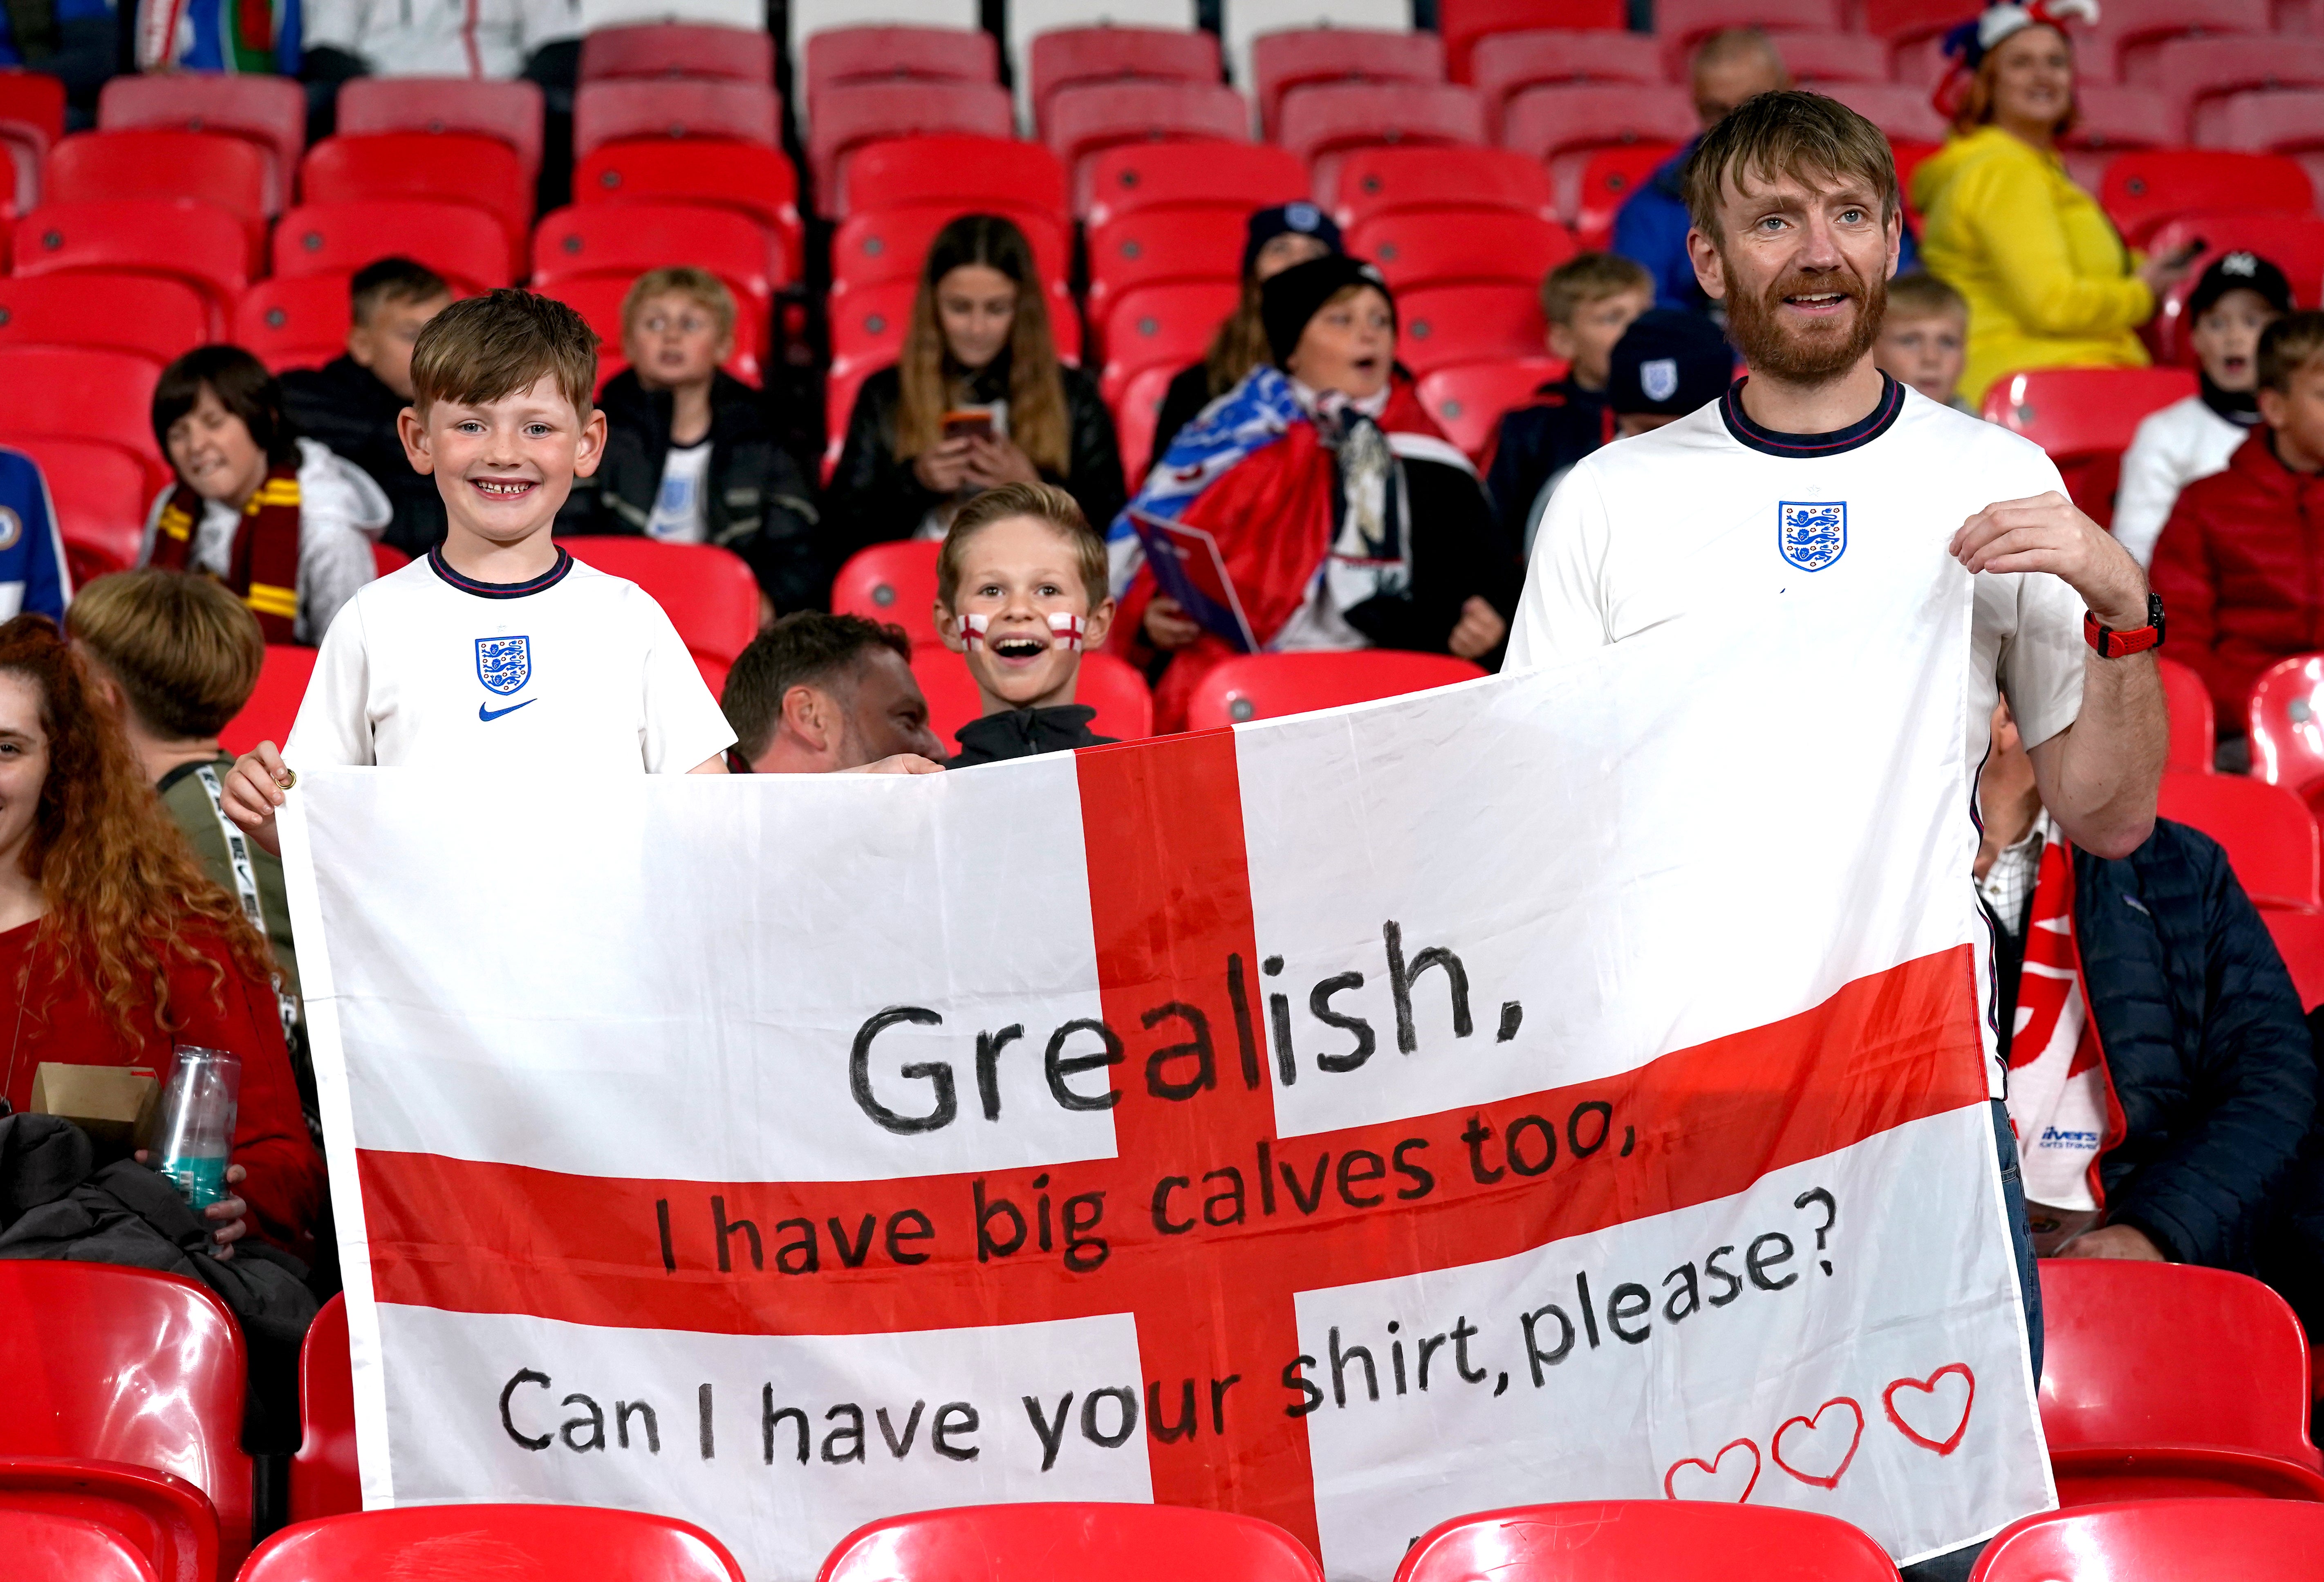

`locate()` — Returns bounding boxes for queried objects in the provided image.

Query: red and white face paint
[961,613,990,647]
[1047,611,1087,652]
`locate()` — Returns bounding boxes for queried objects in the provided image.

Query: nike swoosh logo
[478,699,536,722]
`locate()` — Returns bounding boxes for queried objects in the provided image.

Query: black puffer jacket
[562,369,827,615]
[280,355,447,557]
[825,353,1125,568]
[2068,819,2317,1271]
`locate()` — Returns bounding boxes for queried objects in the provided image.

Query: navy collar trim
[1719,372,1905,458]
[427,545,573,599]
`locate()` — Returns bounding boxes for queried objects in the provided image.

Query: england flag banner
[282,579,2052,1580]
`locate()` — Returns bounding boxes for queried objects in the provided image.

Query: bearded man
[1505,91,2168,1572]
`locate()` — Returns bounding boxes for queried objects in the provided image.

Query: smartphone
[2169,236,2209,269]
[942,408,996,443]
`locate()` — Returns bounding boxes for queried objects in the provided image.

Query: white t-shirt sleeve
[1505,461,1615,669]
[1995,569,2086,753]
[630,590,738,772]
[285,588,377,766]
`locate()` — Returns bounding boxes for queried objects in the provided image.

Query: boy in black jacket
[279,257,453,557]
[935,482,1118,767]
[563,267,825,618]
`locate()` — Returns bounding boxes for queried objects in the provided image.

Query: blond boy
[1875,272,1972,413]
[1484,253,1654,541]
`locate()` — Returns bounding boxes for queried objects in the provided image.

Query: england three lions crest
[1778,500,1847,572]
[476,635,531,695]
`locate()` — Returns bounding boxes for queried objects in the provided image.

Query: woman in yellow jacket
[1914,0,2191,406]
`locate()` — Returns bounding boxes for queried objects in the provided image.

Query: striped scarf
[150,461,303,642]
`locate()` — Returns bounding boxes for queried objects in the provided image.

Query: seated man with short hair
[721,613,947,774]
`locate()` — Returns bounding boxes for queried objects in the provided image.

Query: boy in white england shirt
[223,289,737,852]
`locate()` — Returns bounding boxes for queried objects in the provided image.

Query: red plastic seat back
[333,78,546,183]
[0,1456,216,1582]
[1655,0,1845,74]
[0,272,207,366]
[1398,282,1550,375]
[845,134,1068,222]
[1100,279,1241,399]
[572,138,802,282]
[565,540,761,666]
[1817,80,1949,142]
[818,1502,1323,1582]
[273,200,510,294]
[1501,80,1701,166]
[913,645,1155,749]
[1332,143,1556,231]
[1351,207,1577,292]
[2063,83,2177,158]
[235,275,356,375]
[299,132,528,275]
[834,201,1070,297]
[2091,0,2270,80]
[2097,149,2313,249]
[1970,1498,2324,1582]
[1277,80,1486,165]
[2203,86,2324,158]
[1439,0,1628,83]
[46,129,266,240]
[290,1294,358,1524]
[1417,356,1568,462]
[1254,28,1447,137]
[1773,30,1894,84]
[1471,29,1665,132]
[0,1509,159,1582]
[13,199,248,332]
[1979,365,2197,524]
[1047,80,1252,208]
[1573,141,1680,248]
[573,78,783,159]
[7,437,151,576]
[1082,140,1304,229]
[1029,27,1218,139]
[96,74,304,214]
[222,645,320,756]
[809,80,1013,212]
[0,345,165,479]
[2250,653,2324,800]
[245,1505,746,1582]
[531,200,774,314]
[1398,1500,1899,1582]
[828,279,916,374]
[2266,906,2324,1010]
[1188,651,1488,727]
[0,1264,252,1568]
[0,67,65,208]
[2150,35,2324,128]
[1087,204,1247,324]
[2142,212,2324,365]
[2155,769,2323,909]
[1112,361,1179,489]
[2157,655,2216,774]
[580,20,776,83]
[832,540,943,645]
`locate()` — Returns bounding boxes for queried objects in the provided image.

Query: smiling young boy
[222,289,736,852]
[934,482,1117,767]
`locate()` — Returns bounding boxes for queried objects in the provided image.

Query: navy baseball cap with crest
[1607,308,1734,417]
[2188,251,2294,319]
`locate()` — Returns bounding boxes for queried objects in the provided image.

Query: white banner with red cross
[283,583,2053,1581]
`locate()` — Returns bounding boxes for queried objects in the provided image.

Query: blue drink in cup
[152,1044,240,1212]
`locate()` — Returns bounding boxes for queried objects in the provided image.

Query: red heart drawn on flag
[1884,1363,1976,1455]
[1772,1396,1864,1489]
[1663,1438,1760,1503]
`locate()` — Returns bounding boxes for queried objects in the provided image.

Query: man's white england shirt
[286,547,736,773]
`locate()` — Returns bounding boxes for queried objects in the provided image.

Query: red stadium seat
[0,68,65,210]
[1573,142,1681,248]
[8,437,150,578]
[1773,30,1894,84]
[531,201,774,326]
[373,543,410,577]
[15,198,242,328]
[1047,80,1251,209]
[535,274,762,388]
[565,540,761,666]
[1439,0,1627,83]
[572,138,801,286]
[1113,361,1180,488]
[2156,769,2323,911]
[235,276,355,375]
[573,78,782,161]
[289,1295,356,1524]
[273,200,510,294]
[244,1506,746,1582]
[1417,356,1567,461]
[0,346,165,479]
[822,359,880,482]
[845,134,1068,222]
[1471,29,1665,135]
[0,1263,253,1570]
[2039,1261,2324,1503]
[44,131,266,261]
[2102,0,2277,85]
[1331,143,1556,231]
[1187,651,1488,727]
[828,280,916,374]
[2142,213,2324,365]
[809,81,1013,213]
[1859,0,1963,53]
[222,645,318,756]
[2202,88,2324,198]
[1350,208,1576,292]
[2250,653,2324,806]
[1499,83,1698,220]
[833,539,943,645]
[1253,28,1446,137]
[1029,27,1219,139]
[1980,365,2197,525]
[1816,81,1949,143]
[2097,148,2312,248]
[820,1503,1322,1582]
[809,25,1000,127]
[2158,655,2216,774]
[1087,204,1247,326]
[1100,279,1241,400]
[95,73,304,214]
[1400,1502,1898,1582]
[1970,1499,2324,1582]
[0,272,206,366]
[2060,84,2181,189]
[2265,907,2324,1009]
[1082,139,1305,228]
[834,201,1071,297]
[298,132,527,276]
[333,77,545,183]
[0,1508,163,1582]
[580,20,775,83]
[1654,0,1844,75]
[2153,36,2324,132]
[1398,283,1549,375]
[1277,82,1486,190]
[0,1460,214,1582]
[913,645,1154,747]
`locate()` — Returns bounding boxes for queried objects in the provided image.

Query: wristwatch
[2084,593,2165,658]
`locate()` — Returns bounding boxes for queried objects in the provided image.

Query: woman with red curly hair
[0,614,321,1255]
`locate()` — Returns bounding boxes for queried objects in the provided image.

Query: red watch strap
[2084,610,2161,658]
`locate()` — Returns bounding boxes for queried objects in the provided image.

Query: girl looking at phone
[829,214,1125,565]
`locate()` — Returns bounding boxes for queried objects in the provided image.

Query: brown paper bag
[29,1064,160,1151]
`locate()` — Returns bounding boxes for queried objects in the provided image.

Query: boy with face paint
[934,482,1120,767]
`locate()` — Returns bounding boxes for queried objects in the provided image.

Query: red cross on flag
[284,587,2053,1581]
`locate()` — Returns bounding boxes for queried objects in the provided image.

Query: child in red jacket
[2151,310,2324,768]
